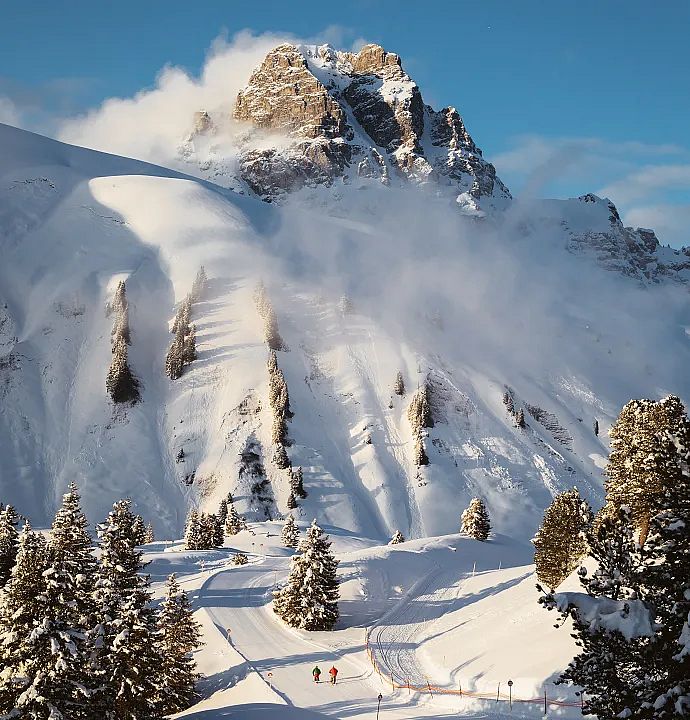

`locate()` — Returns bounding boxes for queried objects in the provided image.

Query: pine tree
[155,574,202,715]
[217,498,229,527]
[107,336,140,403]
[389,530,405,545]
[533,488,593,590]
[185,509,201,549]
[91,499,162,719]
[639,407,690,717]
[232,552,249,566]
[254,280,270,318]
[0,504,20,586]
[271,414,287,446]
[225,503,244,536]
[287,491,297,510]
[13,482,99,719]
[210,513,225,547]
[407,383,434,431]
[281,515,299,548]
[268,362,292,419]
[190,266,208,303]
[291,466,307,499]
[273,520,339,631]
[393,371,405,396]
[515,407,526,428]
[413,436,429,467]
[165,332,185,380]
[503,390,514,414]
[264,305,285,352]
[541,506,646,719]
[0,522,48,714]
[131,514,147,546]
[273,443,290,470]
[167,295,197,379]
[605,395,687,544]
[144,521,155,544]
[182,324,197,364]
[461,497,491,540]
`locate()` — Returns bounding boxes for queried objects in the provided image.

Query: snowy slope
[1,122,689,542]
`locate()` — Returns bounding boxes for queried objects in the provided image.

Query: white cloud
[598,165,690,205]
[58,30,292,163]
[0,96,22,127]
[623,204,690,248]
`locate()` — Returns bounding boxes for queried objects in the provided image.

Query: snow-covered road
[196,554,527,719]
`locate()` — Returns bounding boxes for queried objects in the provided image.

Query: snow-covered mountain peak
[183,42,509,213]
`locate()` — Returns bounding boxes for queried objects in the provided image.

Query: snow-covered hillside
[1,121,689,541]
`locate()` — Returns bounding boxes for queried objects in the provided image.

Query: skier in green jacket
[312,665,321,682]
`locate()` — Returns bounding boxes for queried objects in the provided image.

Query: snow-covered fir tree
[225,503,245,536]
[185,509,201,549]
[291,466,307,499]
[393,370,405,396]
[107,335,140,403]
[12,482,99,719]
[287,491,297,510]
[540,505,646,719]
[389,530,405,545]
[144,521,155,544]
[166,295,197,379]
[413,436,429,467]
[532,488,592,590]
[281,514,299,548]
[273,520,339,631]
[131,513,147,546]
[0,504,19,586]
[0,522,47,714]
[91,499,162,719]
[502,390,514,414]
[217,498,229,527]
[639,404,690,718]
[109,280,130,345]
[273,443,290,470]
[232,552,249,566]
[190,265,208,303]
[264,304,285,352]
[515,407,526,428]
[407,382,434,431]
[606,395,687,544]
[271,414,287,446]
[461,497,491,540]
[155,574,202,715]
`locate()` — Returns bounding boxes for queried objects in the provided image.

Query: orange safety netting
[364,628,583,709]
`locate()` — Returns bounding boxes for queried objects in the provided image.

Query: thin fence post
[427,679,433,698]
[391,673,394,690]
[459,681,462,696]
[544,689,547,715]
[496,682,500,702]
[407,678,410,695]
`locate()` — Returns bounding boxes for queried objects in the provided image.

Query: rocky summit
[190,43,511,213]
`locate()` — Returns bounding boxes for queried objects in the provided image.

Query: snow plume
[58,30,290,164]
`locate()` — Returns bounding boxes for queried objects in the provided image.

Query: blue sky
[1,0,689,246]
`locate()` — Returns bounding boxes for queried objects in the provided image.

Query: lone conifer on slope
[281,514,299,548]
[13,482,98,719]
[291,466,307,499]
[107,335,140,403]
[91,499,161,719]
[533,488,592,590]
[273,519,339,631]
[155,574,202,715]
[185,509,201,549]
[144,521,155,543]
[217,498,229,527]
[190,265,208,303]
[461,497,491,540]
[0,503,19,585]
[131,513,147,546]
[393,371,405,396]
[389,530,405,545]
[0,522,47,714]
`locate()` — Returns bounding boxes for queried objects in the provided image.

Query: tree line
[0,486,201,719]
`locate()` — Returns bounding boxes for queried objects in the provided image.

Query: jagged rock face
[228,43,510,210]
[235,44,350,141]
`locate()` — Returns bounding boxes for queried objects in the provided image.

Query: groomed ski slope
[2,123,689,547]
[146,523,584,720]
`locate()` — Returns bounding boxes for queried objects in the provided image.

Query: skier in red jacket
[329,665,338,684]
